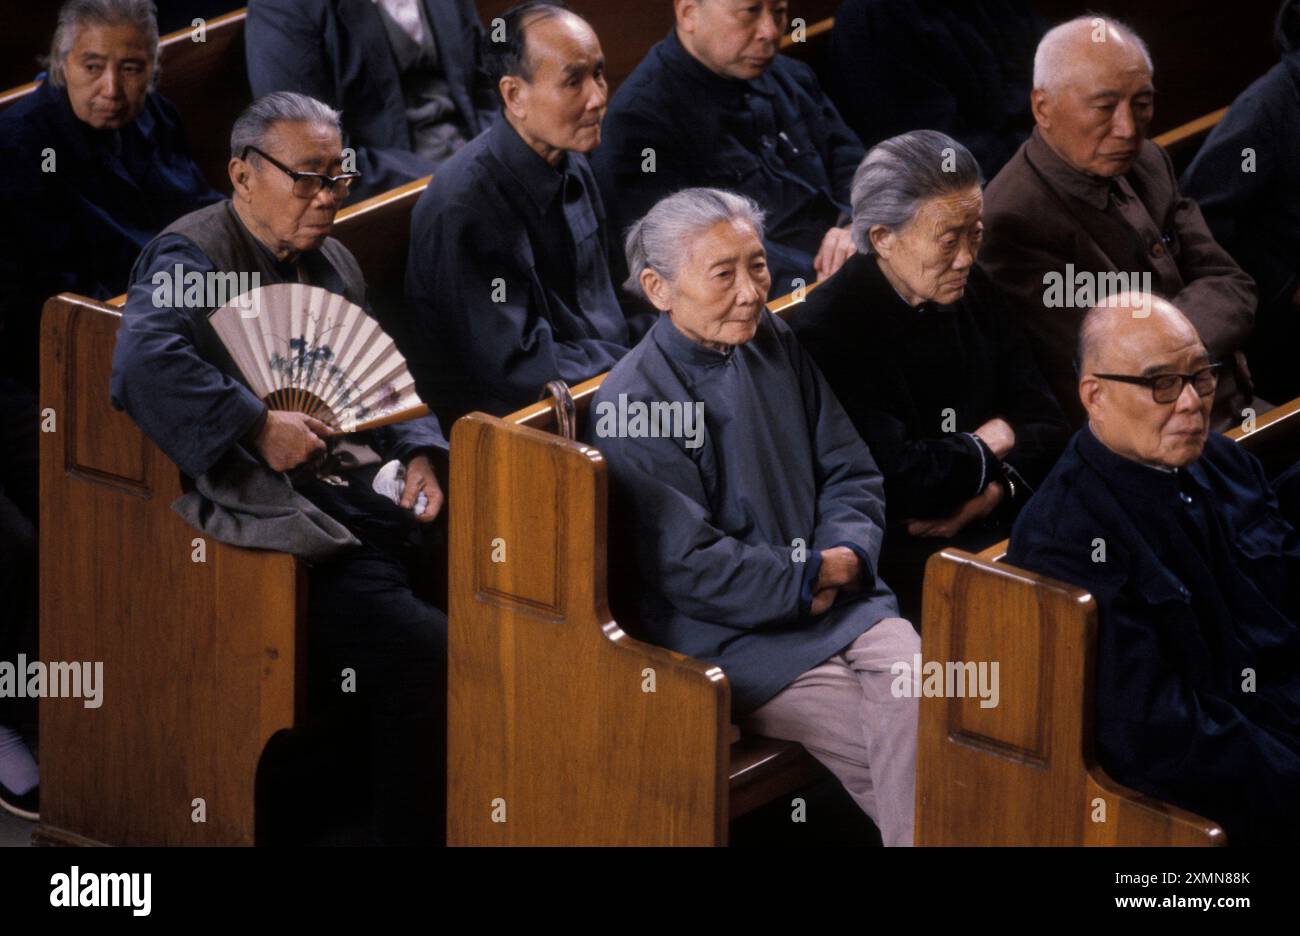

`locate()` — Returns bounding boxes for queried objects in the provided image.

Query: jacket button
[1151,242,1166,257]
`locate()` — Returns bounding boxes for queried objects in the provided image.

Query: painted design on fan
[267,333,404,426]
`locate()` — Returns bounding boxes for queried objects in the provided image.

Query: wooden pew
[918,548,1223,845]
[0,9,249,191]
[447,377,830,845]
[36,292,304,846]
[1153,106,1228,175]
[917,405,1300,845]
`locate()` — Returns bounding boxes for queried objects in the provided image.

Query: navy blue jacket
[590,29,864,298]
[591,311,899,715]
[0,78,219,391]
[405,119,641,419]
[246,0,497,200]
[1008,428,1300,844]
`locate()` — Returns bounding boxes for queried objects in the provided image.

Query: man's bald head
[1078,292,1215,469]
[1033,16,1152,95]
[1031,16,1155,178]
[1077,292,1197,374]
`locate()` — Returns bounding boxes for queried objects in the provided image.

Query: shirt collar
[651,313,738,367]
[485,117,568,216]
[39,76,157,150]
[1076,423,1195,502]
[1025,127,1118,211]
[660,27,775,98]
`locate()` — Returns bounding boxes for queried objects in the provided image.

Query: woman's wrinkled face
[642,218,771,351]
[871,185,983,307]
[63,23,153,130]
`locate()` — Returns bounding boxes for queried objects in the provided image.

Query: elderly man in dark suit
[112,92,450,844]
[246,0,498,200]
[590,0,865,300]
[1008,293,1300,845]
[981,16,1258,430]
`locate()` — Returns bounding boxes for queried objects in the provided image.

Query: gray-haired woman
[590,187,921,846]
[791,130,1069,620]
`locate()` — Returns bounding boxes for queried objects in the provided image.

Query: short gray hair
[230,92,342,160]
[623,188,766,299]
[849,130,983,255]
[1033,15,1153,93]
[47,0,160,88]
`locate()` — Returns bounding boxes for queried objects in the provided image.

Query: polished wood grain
[917,548,1223,845]
[448,376,828,844]
[38,293,305,846]
[448,411,731,844]
[156,9,250,192]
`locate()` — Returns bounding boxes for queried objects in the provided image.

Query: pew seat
[447,376,832,846]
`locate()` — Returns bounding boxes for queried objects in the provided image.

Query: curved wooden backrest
[330,175,431,302]
[448,382,732,844]
[38,291,303,846]
[918,548,1222,845]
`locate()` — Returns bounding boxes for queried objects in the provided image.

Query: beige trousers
[740,617,920,846]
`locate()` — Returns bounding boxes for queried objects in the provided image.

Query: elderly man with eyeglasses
[1007,292,1300,846]
[110,91,452,845]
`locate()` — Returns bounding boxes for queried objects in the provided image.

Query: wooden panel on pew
[330,175,430,312]
[918,548,1223,845]
[156,9,250,192]
[1227,395,1300,478]
[37,293,303,846]
[448,378,732,845]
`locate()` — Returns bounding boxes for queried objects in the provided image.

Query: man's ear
[500,74,526,120]
[675,0,699,33]
[1078,374,1103,419]
[1031,88,1052,129]
[229,156,252,201]
[640,268,673,312]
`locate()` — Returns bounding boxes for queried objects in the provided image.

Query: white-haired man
[980,16,1257,430]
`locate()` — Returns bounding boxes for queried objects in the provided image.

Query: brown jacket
[981,128,1257,426]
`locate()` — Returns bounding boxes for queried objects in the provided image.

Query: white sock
[0,724,38,795]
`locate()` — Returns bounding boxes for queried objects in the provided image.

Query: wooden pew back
[918,549,1223,845]
[37,292,303,845]
[448,376,733,845]
[919,403,1300,845]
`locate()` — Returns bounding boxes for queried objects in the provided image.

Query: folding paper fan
[209,283,428,434]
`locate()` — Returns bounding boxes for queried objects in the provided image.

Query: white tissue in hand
[372,459,429,514]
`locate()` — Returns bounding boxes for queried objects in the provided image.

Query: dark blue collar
[1075,423,1208,501]
[37,76,157,152]
[651,313,738,367]
[660,27,776,99]
[484,117,570,217]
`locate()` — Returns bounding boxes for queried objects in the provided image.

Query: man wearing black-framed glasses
[111,92,451,845]
[1008,292,1300,845]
